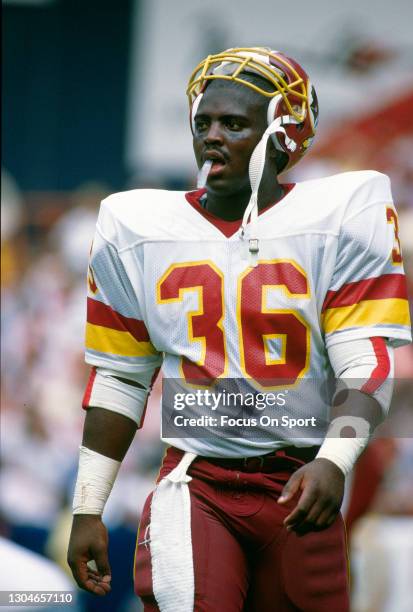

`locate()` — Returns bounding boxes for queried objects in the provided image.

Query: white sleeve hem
[85,369,150,427]
[324,327,411,349]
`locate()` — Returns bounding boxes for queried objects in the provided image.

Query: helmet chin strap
[191,93,203,132]
[241,115,298,267]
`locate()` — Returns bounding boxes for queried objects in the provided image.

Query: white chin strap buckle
[249,239,259,254]
[284,133,297,152]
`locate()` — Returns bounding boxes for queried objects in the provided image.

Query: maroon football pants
[134,447,350,611]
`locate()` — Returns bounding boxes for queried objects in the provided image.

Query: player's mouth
[204,151,227,177]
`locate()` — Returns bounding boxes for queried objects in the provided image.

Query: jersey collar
[185,184,295,238]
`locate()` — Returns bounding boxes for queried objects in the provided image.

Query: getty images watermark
[172,388,317,430]
[161,378,413,440]
[161,379,329,440]
[173,388,287,410]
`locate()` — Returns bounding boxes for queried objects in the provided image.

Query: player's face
[192,83,268,197]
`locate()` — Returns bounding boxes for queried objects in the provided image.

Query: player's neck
[205,180,284,221]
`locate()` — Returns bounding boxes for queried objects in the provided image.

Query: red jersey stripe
[82,367,97,409]
[322,274,407,313]
[87,298,150,341]
[361,337,391,395]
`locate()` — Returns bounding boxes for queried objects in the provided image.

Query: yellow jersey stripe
[322,298,410,333]
[86,323,158,357]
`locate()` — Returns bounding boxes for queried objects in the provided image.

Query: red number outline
[157,261,228,384]
[237,260,311,389]
[158,259,311,387]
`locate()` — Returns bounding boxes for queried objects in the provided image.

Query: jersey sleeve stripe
[360,337,390,395]
[86,323,159,357]
[322,297,410,333]
[87,297,150,341]
[82,367,97,409]
[322,274,407,312]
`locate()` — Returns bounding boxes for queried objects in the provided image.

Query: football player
[67,48,411,611]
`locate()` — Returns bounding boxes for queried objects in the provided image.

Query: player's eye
[226,118,242,130]
[194,118,209,132]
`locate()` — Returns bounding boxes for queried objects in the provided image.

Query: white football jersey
[84,171,411,457]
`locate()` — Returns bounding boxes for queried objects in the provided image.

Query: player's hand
[67,515,112,596]
[277,458,345,535]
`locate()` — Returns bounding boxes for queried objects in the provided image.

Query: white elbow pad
[82,367,159,427]
[327,337,394,413]
[316,337,394,476]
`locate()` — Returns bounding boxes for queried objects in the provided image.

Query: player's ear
[266,141,287,173]
[264,133,276,159]
[274,150,288,174]
[267,140,277,160]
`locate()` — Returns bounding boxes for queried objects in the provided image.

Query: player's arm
[68,200,162,594]
[68,407,137,595]
[279,340,400,537]
[279,174,411,534]
[279,337,393,535]
[67,370,157,595]
[68,369,160,597]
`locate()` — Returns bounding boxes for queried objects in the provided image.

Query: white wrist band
[316,416,370,476]
[73,446,121,515]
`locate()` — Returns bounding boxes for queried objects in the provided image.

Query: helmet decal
[307,81,319,132]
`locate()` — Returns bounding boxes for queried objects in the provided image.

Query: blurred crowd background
[1,1,413,611]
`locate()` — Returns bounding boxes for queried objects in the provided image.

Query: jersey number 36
[157,260,310,388]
